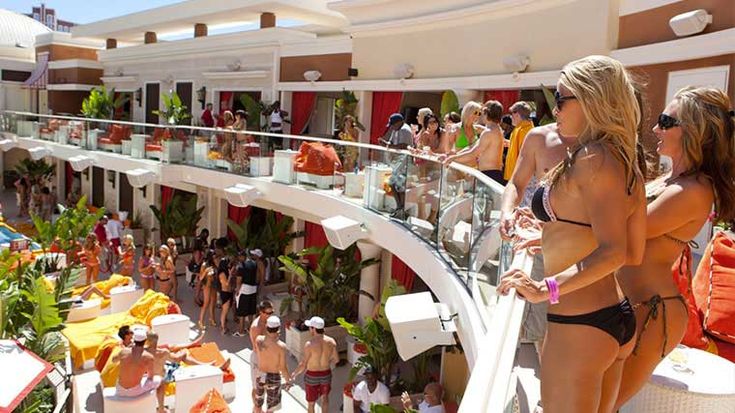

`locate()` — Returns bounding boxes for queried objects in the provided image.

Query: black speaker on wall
[348,68,359,77]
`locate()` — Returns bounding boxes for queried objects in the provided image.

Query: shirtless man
[254,316,291,413]
[291,316,339,413]
[145,331,227,413]
[113,328,160,398]
[443,101,506,185]
[249,300,275,407]
[498,122,577,344]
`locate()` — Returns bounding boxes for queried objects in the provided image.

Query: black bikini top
[531,185,591,227]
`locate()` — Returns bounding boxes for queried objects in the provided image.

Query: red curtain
[290,92,317,137]
[391,255,416,291]
[370,92,403,145]
[161,186,175,216]
[227,205,251,240]
[65,161,74,196]
[304,221,329,268]
[483,90,521,114]
[219,92,234,112]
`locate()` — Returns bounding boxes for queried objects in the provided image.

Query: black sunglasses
[657,113,681,130]
[554,91,577,111]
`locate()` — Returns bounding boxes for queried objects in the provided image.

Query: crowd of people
[13,176,57,221]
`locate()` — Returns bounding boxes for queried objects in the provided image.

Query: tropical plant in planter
[153,91,192,126]
[239,94,269,132]
[150,192,204,247]
[338,280,405,389]
[0,248,80,412]
[81,86,127,122]
[15,158,54,187]
[278,244,379,326]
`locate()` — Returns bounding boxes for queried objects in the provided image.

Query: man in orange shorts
[290,316,339,413]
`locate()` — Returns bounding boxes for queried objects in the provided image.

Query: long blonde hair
[460,101,481,126]
[674,86,735,223]
[548,55,642,192]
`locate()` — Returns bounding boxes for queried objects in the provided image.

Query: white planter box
[174,365,223,413]
[162,140,184,163]
[121,140,132,156]
[296,172,333,189]
[110,286,144,314]
[17,120,34,137]
[56,125,69,145]
[87,129,103,150]
[193,141,210,167]
[344,172,365,198]
[151,314,190,346]
[273,150,298,183]
[130,134,148,158]
[250,156,273,177]
[285,324,348,361]
[31,121,40,139]
[363,164,392,208]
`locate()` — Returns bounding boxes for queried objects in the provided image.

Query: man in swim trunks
[249,300,275,409]
[113,328,160,398]
[443,100,506,185]
[254,316,291,413]
[291,316,339,413]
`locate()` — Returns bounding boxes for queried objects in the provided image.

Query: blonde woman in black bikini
[197,252,217,329]
[155,244,176,298]
[612,87,735,409]
[497,55,646,413]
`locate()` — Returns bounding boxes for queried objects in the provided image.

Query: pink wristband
[545,278,560,304]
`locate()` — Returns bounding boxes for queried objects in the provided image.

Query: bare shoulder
[480,125,502,139]
[520,125,550,150]
[325,336,337,346]
[278,341,288,351]
[665,175,714,206]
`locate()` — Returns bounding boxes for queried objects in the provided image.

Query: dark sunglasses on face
[554,90,577,111]
[657,113,681,130]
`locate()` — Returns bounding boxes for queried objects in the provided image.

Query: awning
[22,52,49,90]
[0,340,54,412]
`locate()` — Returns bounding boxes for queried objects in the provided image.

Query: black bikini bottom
[547,298,636,346]
[632,294,687,358]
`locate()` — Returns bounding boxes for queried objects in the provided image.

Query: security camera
[669,9,712,37]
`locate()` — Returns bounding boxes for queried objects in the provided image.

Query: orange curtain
[370,92,403,145]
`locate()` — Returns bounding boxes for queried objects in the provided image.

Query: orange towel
[189,389,230,413]
[187,343,235,383]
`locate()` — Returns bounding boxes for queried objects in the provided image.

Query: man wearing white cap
[113,328,160,398]
[291,316,339,413]
[254,315,292,412]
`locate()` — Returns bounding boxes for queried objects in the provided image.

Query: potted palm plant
[153,91,191,163]
[278,244,379,359]
[150,192,204,248]
[80,86,127,149]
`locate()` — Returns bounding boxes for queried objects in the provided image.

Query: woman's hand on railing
[496,268,549,303]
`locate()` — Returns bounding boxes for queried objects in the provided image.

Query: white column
[357,241,382,324]
[356,91,372,167]
[289,218,305,254]
[54,159,64,203]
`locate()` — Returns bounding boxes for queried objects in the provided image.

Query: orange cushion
[187,343,235,383]
[146,144,162,152]
[672,245,712,349]
[693,231,735,343]
[294,142,342,175]
[189,388,230,413]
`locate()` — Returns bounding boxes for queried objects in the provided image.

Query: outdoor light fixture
[321,215,367,250]
[0,138,18,151]
[303,70,322,82]
[670,9,712,37]
[503,55,530,73]
[28,146,51,160]
[125,168,156,188]
[107,170,116,188]
[134,88,142,107]
[196,86,207,109]
[68,155,94,172]
[348,67,358,77]
[385,292,457,361]
[394,63,415,80]
[224,183,261,207]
